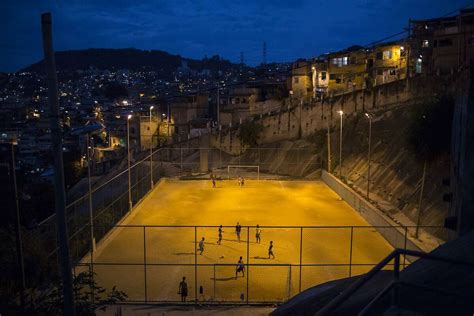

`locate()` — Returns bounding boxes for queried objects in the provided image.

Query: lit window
[383,50,392,60]
[422,40,429,48]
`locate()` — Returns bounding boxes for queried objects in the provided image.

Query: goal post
[227,165,260,180]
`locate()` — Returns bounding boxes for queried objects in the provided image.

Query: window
[389,69,397,76]
[438,38,453,47]
[329,74,336,80]
[321,72,327,80]
[416,58,422,74]
[422,40,429,48]
[331,57,349,67]
[294,77,299,83]
[383,50,392,60]
[376,52,383,60]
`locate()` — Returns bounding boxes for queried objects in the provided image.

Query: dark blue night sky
[1,0,472,72]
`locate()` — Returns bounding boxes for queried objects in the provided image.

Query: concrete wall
[214,75,457,156]
[322,170,426,253]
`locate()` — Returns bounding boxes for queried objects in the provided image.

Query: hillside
[22,48,240,74]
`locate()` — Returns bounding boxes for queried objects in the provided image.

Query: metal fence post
[392,253,400,307]
[299,227,303,293]
[194,226,197,305]
[349,227,354,277]
[143,226,148,303]
[246,226,250,304]
[403,227,408,269]
[213,264,216,301]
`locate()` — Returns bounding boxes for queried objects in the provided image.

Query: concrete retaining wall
[321,170,424,253]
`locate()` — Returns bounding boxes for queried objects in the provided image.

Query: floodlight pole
[338,111,344,177]
[86,134,96,253]
[149,106,154,189]
[127,116,133,212]
[365,113,373,199]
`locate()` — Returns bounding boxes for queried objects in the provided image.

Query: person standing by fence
[178,277,188,302]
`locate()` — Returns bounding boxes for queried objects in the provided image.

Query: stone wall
[214,75,456,155]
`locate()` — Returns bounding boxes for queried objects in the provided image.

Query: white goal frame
[227,165,260,180]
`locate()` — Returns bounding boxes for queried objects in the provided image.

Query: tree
[407,96,454,163]
[238,120,263,147]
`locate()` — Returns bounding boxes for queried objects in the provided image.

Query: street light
[1,141,26,309]
[70,122,104,256]
[127,114,133,212]
[149,106,154,189]
[337,110,344,177]
[365,113,373,199]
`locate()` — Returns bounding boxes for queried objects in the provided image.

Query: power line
[363,0,474,49]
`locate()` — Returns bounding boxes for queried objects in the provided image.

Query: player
[235,222,241,242]
[256,224,261,244]
[238,176,243,187]
[268,241,275,259]
[199,237,205,255]
[217,225,223,245]
[235,256,245,279]
[241,177,245,186]
[178,276,188,302]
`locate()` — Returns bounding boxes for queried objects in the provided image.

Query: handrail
[359,281,474,315]
[315,248,474,316]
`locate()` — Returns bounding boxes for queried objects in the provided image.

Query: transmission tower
[262,41,267,65]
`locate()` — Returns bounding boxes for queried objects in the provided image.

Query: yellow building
[327,48,368,94]
[290,60,312,100]
[371,42,408,85]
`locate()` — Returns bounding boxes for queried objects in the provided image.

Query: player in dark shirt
[268,240,275,259]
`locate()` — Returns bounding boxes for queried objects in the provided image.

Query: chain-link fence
[72,225,444,304]
[34,145,321,268]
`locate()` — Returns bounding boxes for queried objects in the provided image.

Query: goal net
[227,165,260,180]
[210,263,292,302]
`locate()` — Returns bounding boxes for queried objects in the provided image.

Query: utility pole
[41,12,76,315]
